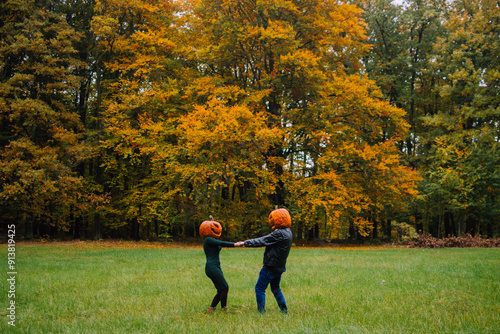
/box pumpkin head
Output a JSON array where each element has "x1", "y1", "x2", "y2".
[
  {"x1": 269, "y1": 208, "x2": 291, "y2": 230},
  {"x1": 199, "y1": 216, "x2": 222, "y2": 239}
]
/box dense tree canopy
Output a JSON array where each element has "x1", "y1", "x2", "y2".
[
  {"x1": 362, "y1": 0, "x2": 500, "y2": 238},
  {"x1": 1, "y1": 0, "x2": 498, "y2": 241},
  {"x1": 0, "y1": 0, "x2": 89, "y2": 236}
]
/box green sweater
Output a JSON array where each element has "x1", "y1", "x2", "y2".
[{"x1": 203, "y1": 237, "x2": 234, "y2": 269}]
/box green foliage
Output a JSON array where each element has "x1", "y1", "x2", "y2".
[
  {"x1": 392, "y1": 221, "x2": 419, "y2": 241},
  {"x1": 362, "y1": 0, "x2": 500, "y2": 238},
  {"x1": 416, "y1": 0, "x2": 500, "y2": 237}
]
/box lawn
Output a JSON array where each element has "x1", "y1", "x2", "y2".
[{"x1": 1, "y1": 242, "x2": 499, "y2": 333}]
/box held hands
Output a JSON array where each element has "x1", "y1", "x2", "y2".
[{"x1": 234, "y1": 241, "x2": 245, "y2": 247}]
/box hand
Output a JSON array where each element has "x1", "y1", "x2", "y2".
[{"x1": 234, "y1": 241, "x2": 245, "y2": 247}]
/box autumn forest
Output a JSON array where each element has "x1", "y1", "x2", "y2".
[{"x1": 0, "y1": 0, "x2": 498, "y2": 242}]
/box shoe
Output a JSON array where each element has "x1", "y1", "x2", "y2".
[
  {"x1": 221, "y1": 307, "x2": 229, "y2": 312},
  {"x1": 207, "y1": 307, "x2": 216, "y2": 313}
]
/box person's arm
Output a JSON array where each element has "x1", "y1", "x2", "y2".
[
  {"x1": 244, "y1": 229, "x2": 286, "y2": 248},
  {"x1": 205, "y1": 237, "x2": 235, "y2": 247}
]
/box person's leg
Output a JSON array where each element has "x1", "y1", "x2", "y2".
[
  {"x1": 210, "y1": 290, "x2": 222, "y2": 308},
  {"x1": 255, "y1": 267, "x2": 273, "y2": 312},
  {"x1": 209, "y1": 287, "x2": 229, "y2": 311},
  {"x1": 220, "y1": 287, "x2": 229, "y2": 309},
  {"x1": 270, "y1": 273, "x2": 287, "y2": 313},
  {"x1": 207, "y1": 267, "x2": 229, "y2": 310}
]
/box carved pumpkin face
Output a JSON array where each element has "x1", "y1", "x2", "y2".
[
  {"x1": 269, "y1": 208, "x2": 291, "y2": 229},
  {"x1": 199, "y1": 219, "x2": 222, "y2": 239}
]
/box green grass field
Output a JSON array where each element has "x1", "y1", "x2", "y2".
[{"x1": 1, "y1": 243, "x2": 499, "y2": 333}]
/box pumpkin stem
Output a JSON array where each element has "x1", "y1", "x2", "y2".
[
  {"x1": 275, "y1": 205, "x2": 279, "y2": 210},
  {"x1": 209, "y1": 215, "x2": 213, "y2": 220}
]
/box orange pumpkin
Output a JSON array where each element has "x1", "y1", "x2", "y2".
[
  {"x1": 199, "y1": 216, "x2": 222, "y2": 238},
  {"x1": 269, "y1": 208, "x2": 291, "y2": 229}
]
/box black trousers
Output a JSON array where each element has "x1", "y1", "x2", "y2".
[{"x1": 210, "y1": 286, "x2": 229, "y2": 308}]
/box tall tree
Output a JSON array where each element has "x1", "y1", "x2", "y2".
[
  {"x1": 174, "y1": 92, "x2": 282, "y2": 237},
  {"x1": 418, "y1": 0, "x2": 500, "y2": 237},
  {"x1": 0, "y1": 0, "x2": 88, "y2": 236},
  {"x1": 362, "y1": 0, "x2": 407, "y2": 106},
  {"x1": 92, "y1": 0, "x2": 186, "y2": 239},
  {"x1": 186, "y1": 0, "x2": 419, "y2": 239},
  {"x1": 361, "y1": 0, "x2": 445, "y2": 164}
]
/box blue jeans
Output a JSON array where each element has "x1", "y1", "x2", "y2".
[{"x1": 255, "y1": 267, "x2": 287, "y2": 312}]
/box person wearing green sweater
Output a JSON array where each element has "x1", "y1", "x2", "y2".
[{"x1": 199, "y1": 218, "x2": 241, "y2": 313}]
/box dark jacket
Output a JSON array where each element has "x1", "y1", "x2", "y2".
[{"x1": 244, "y1": 228, "x2": 293, "y2": 270}]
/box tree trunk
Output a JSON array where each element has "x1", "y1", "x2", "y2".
[
  {"x1": 154, "y1": 218, "x2": 159, "y2": 240},
  {"x1": 24, "y1": 214, "x2": 33, "y2": 239},
  {"x1": 296, "y1": 220, "x2": 304, "y2": 240},
  {"x1": 74, "y1": 216, "x2": 82, "y2": 239},
  {"x1": 130, "y1": 217, "x2": 140, "y2": 241},
  {"x1": 94, "y1": 213, "x2": 101, "y2": 240},
  {"x1": 372, "y1": 218, "x2": 378, "y2": 240},
  {"x1": 386, "y1": 219, "x2": 392, "y2": 242}
]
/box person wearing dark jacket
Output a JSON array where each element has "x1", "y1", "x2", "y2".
[{"x1": 236, "y1": 208, "x2": 293, "y2": 313}]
